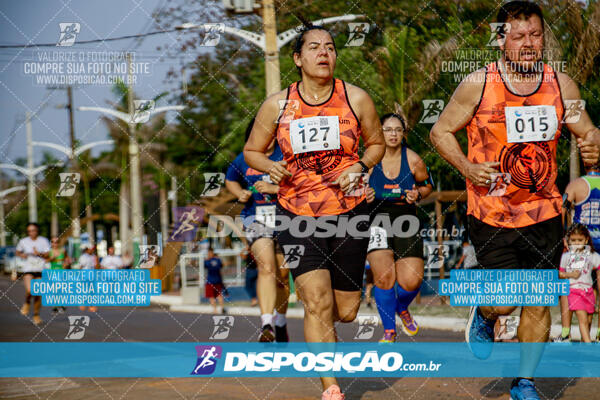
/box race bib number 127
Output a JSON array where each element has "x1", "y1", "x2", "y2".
[{"x1": 289, "y1": 116, "x2": 340, "y2": 155}]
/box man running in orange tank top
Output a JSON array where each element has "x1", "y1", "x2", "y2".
[{"x1": 430, "y1": 2, "x2": 600, "y2": 399}]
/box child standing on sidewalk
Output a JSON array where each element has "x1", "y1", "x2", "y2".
[{"x1": 559, "y1": 224, "x2": 600, "y2": 342}]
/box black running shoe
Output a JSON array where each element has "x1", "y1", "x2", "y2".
[
  {"x1": 259, "y1": 324, "x2": 275, "y2": 342},
  {"x1": 275, "y1": 324, "x2": 289, "y2": 342}
]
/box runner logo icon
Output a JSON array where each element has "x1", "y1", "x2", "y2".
[
  {"x1": 57, "y1": 23, "x2": 80, "y2": 47},
  {"x1": 65, "y1": 316, "x2": 90, "y2": 340},
  {"x1": 354, "y1": 315, "x2": 379, "y2": 339},
  {"x1": 210, "y1": 316, "x2": 234, "y2": 340},
  {"x1": 191, "y1": 345, "x2": 222, "y2": 375},
  {"x1": 57, "y1": 173, "x2": 80, "y2": 197},
  {"x1": 282, "y1": 245, "x2": 304, "y2": 269}
]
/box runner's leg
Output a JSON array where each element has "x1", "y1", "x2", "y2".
[
  {"x1": 275, "y1": 254, "x2": 290, "y2": 315},
  {"x1": 252, "y1": 238, "x2": 278, "y2": 327},
  {"x1": 294, "y1": 269, "x2": 337, "y2": 390},
  {"x1": 395, "y1": 257, "x2": 423, "y2": 336},
  {"x1": 368, "y1": 250, "x2": 397, "y2": 336},
  {"x1": 21, "y1": 273, "x2": 32, "y2": 314},
  {"x1": 517, "y1": 306, "x2": 550, "y2": 378}
]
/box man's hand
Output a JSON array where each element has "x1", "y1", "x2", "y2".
[
  {"x1": 333, "y1": 163, "x2": 363, "y2": 193},
  {"x1": 366, "y1": 187, "x2": 375, "y2": 203},
  {"x1": 268, "y1": 161, "x2": 292, "y2": 184},
  {"x1": 237, "y1": 190, "x2": 252, "y2": 203},
  {"x1": 464, "y1": 161, "x2": 500, "y2": 187},
  {"x1": 577, "y1": 137, "x2": 599, "y2": 167}
]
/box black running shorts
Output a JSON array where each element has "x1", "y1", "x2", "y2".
[
  {"x1": 275, "y1": 201, "x2": 371, "y2": 291},
  {"x1": 468, "y1": 215, "x2": 563, "y2": 269}
]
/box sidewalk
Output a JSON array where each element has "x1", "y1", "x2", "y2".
[{"x1": 151, "y1": 293, "x2": 596, "y2": 339}]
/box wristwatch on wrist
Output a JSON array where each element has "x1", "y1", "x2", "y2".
[{"x1": 357, "y1": 160, "x2": 369, "y2": 173}]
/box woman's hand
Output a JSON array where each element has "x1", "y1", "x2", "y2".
[
  {"x1": 366, "y1": 187, "x2": 375, "y2": 203},
  {"x1": 405, "y1": 184, "x2": 420, "y2": 204},
  {"x1": 333, "y1": 163, "x2": 363, "y2": 193},
  {"x1": 268, "y1": 161, "x2": 291, "y2": 184}
]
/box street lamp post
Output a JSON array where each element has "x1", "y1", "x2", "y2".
[
  {"x1": 0, "y1": 186, "x2": 26, "y2": 246},
  {"x1": 78, "y1": 105, "x2": 184, "y2": 257},
  {"x1": 31, "y1": 139, "x2": 114, "y2": 245},
  {"x1": 177, "y1": 13, "x2": 365, "y2": 96},
  {"x1": 0, "y1": 163, "x2": 54, "y2": 224}
]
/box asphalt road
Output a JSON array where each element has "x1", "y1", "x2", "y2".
[{"x1": 0, "y1": 276, "x2": 596, "y2": 400}]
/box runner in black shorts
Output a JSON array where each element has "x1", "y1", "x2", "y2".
[
  {"x1": 244, "y1": 25, "x2": 385, "y2": 400},
  {"x1": 365, "y1": 113, "x2": 432, "y2": 342},
  {"x1": 225, "y1": 118, "x2": 290, "y2": 342},
  {"x1": 468, "y1": 214, "x2": 563, "y2": 269},
  {"x1": 275, "y1": 200, "x2": 372, "y2": 292},
  {"x1": 430, "y1": 2, "x2": 600, "y2": 398}
]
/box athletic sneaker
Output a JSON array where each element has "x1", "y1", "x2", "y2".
[
  {"x1": 465, "y1": 306, "x2": 495, "y2": 360},
  {"x1": 552, "y1": 334, "x2": 571, "y2": 343},
  {"x1": 275, "y1": 324, "x2": 289, "y2": 342},
  {"x1": 398, "y1": 310, "x2": 419, "y2": 336},
  {"x1": 509, "y1": 378, "x2": 540, "y2": 400},
  {"x1": 259, "y1": 324, "x2": 275, "y2": 342},
  {"x1": 322, "y1": 384, "x2": 344, "y2": 400},
  {"x1": 379, "y1": 329, "x2": 396, "y2": 343}
]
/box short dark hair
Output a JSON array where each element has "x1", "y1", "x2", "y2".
[
  {"x1": 497, "y1": 1, "x2": 544, "y2": 32},
  {"x1": 292, "y1": 25, "x2": 337, "y2": 77},
  {"x1": 26, "y1": 222, "x2": 40, "y2": 231}
]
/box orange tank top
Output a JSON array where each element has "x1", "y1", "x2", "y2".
[
  {"x1": 276, "y1": 78, "x2": 364, "y2": 216},
  {"x1": 465, "y1": 62, "x2": 564, "y2": 228}
]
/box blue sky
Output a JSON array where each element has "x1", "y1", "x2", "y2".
[{"x1": 0, "y1": 0, "x2": 202, "y2": 170}]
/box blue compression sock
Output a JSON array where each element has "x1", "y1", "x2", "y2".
[
  {"x1": 373, "y1": 286, "x2": 397, "y2": 331},
  {"x1": 395, "y1": 284, "x2": 420, "y2": 313}
]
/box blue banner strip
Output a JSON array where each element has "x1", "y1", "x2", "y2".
[{"x1": 1, "y1": 342, "x2": 599, "y2": 378}]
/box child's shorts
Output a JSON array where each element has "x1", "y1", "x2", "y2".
[{"x1": 568, "y1": 287, "x2": 596, "y2": 314}]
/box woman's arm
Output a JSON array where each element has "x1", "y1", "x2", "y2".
[
  {"x1": 408, "y1": 149, "x2": 433, "y2": 201},
  {"x1": 244, "y1": 92, "x2": 292, "y2": 184}
]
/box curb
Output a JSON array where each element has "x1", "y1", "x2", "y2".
[{"x1": 152, "y1": 295, "x2": 596, "y2": 339}]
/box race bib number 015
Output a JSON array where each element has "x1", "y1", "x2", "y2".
[
  {"x1": 505, "y1": 105, "x2": 558, "y2": 143},
  {"x1": 289, "y1": 116, "x2": 340, "y2": 155}
]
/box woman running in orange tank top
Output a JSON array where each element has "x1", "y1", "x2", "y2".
[{"x1": 244, "y1": 25, "x2": 384, "y2": 400}]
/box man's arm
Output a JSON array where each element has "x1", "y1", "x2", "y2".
[
  {"x1": 557, "y1": 72, "x2": 600, "y2": 165},
  {"x1": 430, "y1": 69, "x2": 500, "y2": 187}
]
